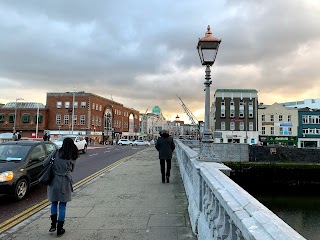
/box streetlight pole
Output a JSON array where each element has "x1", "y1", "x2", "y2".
[
  {"x1": 13, "y1": 98, "x2": 24, "y2": 133},
  {"x1": 71, "y1": 87, "x2": 75, "y2": 134},
  {"x1": 35, "y1": 103, "x2": 40, "y2": 138},
  {"x1": 197, "y1": 25, "x2": 221, "y2": 161}
]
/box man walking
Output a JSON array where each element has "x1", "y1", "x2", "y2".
[{"x1": 155, "y1": 130, "x2": 175, "y2": 183}]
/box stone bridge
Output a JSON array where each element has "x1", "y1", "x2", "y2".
[{"x1": 174, "y1": 139, "x2": 305, "y2": 240}]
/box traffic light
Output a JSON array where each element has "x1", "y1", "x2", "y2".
[{"x1": 93, "y1": 126, "x2": 96, "y2": 132}]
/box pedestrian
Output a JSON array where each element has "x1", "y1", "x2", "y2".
[
  {"x1": 43, "y1": 133, "x2": 48, "y2": 141},
  {"x1": 43, "y1": 137, "x2": 79, "y2": 236},
  {"x1": 155, "y1": 129, "x2": 175, "y2": 183},
  {"x1": 12, "y1": 132, "x2": 17, "y2": 141},
  {"x1": 17, "y1": 131, "x2": 22, "y2": 140}
]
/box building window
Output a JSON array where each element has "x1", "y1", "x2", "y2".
[
  {"x1": 65, "y1": 102, "x2": 70, "y2": 109},
  {"x1": 261, "y1": 115, "x2": 265, "y2": 122},
  {"x1": 80, "y1": 115, "x2": 85, "y2": 125},
  {"x1": 56, "y1": 114, "x2": 61, "y2": 125},
  {"x1": 96, "y1": 116, "x2": 99, "y2": 126},
  {"x1": 270, "y1": 127, "x2": 274, "y2": 135},
  {"x1": 249, "y1": 122, "x2": 253, "y2": 131},
  {"x1": 33, "y1": 114, "x2": 43, "y2": 123},
  {"x1": 270, "y1": 115, "x2": 274, "y2": 122},
  {"x1": 96, "y1": 104, "x2": 98, "y2": 111},
  {"x1": 289, "y1": 127, "x2": 292, "y2": 135},
  {"x1": 81, "y1": 102, "x2": 86, "y2": 108},
  {"x1": 57, "y1": 101, "x2": 62, "y2": 108},
  {"x1": 73, "y1": 102, "x2": 78, "y2": 108},
  {"x1": 8, "y1": 114, "x2": 15, "y2": 123},
  {"x1": 221, "y1": 101, "x2": 225, "y2": 118},
  {"x1": 230, "y1": 101, "x2": 235, "y2": 118},
  {"x1": 239, "y1": 102, "x2": 244, "y2": 118},
  {"x1": 288, "y1": 115, "x2": 291, "y2": 122},
  {"x1": 92, "y1": 103, "x2": 95, "y2": 110},
  {"x1": 64, "y1": 115, "x2": 69, "y2": 125},
  {"x1": 239, "y1": 122, "x2": 244, "y2": 131},
  {"x1": 0, "y1": 114, "x2": 4, "y2": 122},
  {"x1": 279, "y1": 115, "x2": 283, "y2": 121},
  {"x1": 279, "y1": 127, "x2": 283, "y2": 135},
  {"x1": 248, "y1": 102, "x2": 253, "y2": 118},
  {"x1": 221, "y1": 122, "x2": 225, "y2": 130},
  {"x1": 230, "y1": 122, "x2": 235, "y2": 131},
  {"x1": 99, "y1": 105, "x2": 102, "y2": 111},
  {"x1": 92, "y1": 116, "x2": 94, "y2": 125},
  {"x1": 22, "y1": 114, "x2": 31, "y2": 123},
  {"x1": 262, "y1": 127, "x2": 266, "y2": 135}
]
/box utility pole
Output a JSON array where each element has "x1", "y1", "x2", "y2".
[{"x1": 71, "y1": 87, "x2": 75, "y2": 134}]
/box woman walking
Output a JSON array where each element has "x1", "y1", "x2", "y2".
[{"x1": 43, "y1": 137, "x2": 79, "y2": 236}]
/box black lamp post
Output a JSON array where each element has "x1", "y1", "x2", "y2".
[{"x1": 197, "y1": 25, "x2": 221, "y2": 161}]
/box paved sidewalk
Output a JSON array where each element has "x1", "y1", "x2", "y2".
[{"x1": 2, "y1": 147, "x2": 197, "y2": 240}]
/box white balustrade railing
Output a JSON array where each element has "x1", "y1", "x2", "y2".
[{"x1": 174, "y1": 139, "x2": 305, "y2": 240}]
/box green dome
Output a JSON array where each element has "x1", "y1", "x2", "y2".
[{"x1": 152, "y1": 106, "x2": 161, "y2": 114}]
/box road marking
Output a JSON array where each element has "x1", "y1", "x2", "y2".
[
  {"x1": 0, "y1": 149, "x2": 146, "y2": 235},
  {"x1": 89, "y1": 153, "x2": 99, "y2": 156}
]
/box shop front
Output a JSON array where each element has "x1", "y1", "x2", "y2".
[{"x1": 266, "y1": 136, "x2": 298, "y2": 146}]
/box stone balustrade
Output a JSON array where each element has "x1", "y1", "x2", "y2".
[{"x1": 174, "y1": 139, "x2": 305, "y2": 240}]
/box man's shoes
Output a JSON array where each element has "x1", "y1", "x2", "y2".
[{"x1": 166, "y1": 176, "x2": 169, "y2": 183}]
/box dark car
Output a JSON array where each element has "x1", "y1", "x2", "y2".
[{"x1": 0, "y1": 140, "x2": 58, "y2": 200}]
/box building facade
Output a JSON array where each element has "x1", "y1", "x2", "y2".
[
  {"x1": 0, "y1": 102, "x2": 47, "y2": 138},
  {"x1": 212, "y1": 89, "x2": 259, "y2": 144},
  {"x1": 298, "y1": 108, "x2": 320, "y2": 148},
  {"x1": 258, "y1": 103, "x2": 298, "y2": 146},
  {"x1": 139, "y1": 106, "x2": 167, "y2": 140},
  {"x1": 47, "y1": 92, "x2": 140, "y2": 142},
  {"x1": 0, "y1": 92, "x2": 140, "y2": 142}
]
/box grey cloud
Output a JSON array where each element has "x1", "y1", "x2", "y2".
[{"x1": 0, "y1": 0, "x2": 319, "y2": 122}]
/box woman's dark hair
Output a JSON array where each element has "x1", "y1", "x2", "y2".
[{"x1": 58, "y1": 137, "x2": 79, "y2": 160}]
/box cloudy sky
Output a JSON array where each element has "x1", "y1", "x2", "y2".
[{"x1": 0, "y1": 0, "x2": 319, "y2": 123}]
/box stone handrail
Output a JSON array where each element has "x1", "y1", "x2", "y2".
[{"x1": 174, "y1": 139, "x2": 305, "y2": 240}]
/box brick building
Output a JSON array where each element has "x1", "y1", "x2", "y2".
[
  {"x1": 0, "y1": 92, "x2": 140, "y2": 142},
  {"x1": 47, "y1": 91, "x2": 140, "y2": 142},
  {"x1": 0, "y1": 102, "x2": 47, "y2": 138}
]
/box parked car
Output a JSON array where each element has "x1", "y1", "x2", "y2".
[
  {"x1": 54, "y1": 135, "x2": 87, "y2": 153},
  {"x1": 117, "y1": 139, "x2": 133, "y2": 146},
  {"x1": 133, "y1": 140, "x2": 150, "y2": 146},
  {"x1": 0, "y1": 140, "x2": 58, "y2": 200}
]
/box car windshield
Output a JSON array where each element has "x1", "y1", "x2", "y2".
[
  {"x1": 57, "y1": 136, "x2": 76, "y2": 141},
  {"x1": 0, "y1": 145, "x2": 31, "y2": 161}
]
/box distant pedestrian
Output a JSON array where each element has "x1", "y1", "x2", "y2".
[
  {"x1": 155, "y1": 129, "x2": 175, "y2": 183},
  {"x1": 43, "y1": 137, "x2": 79, "y2": 236},
  {"x1": 12, "y1": 132, "x2": 17, "y2": 141},
  {"x1": 17, "y1": 131, "x2": 21, "y2": 140},
  {"x1": 43, "y1": 133, "x2": 48, "y2": 141}
]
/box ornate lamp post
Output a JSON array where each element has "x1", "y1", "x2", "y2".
[{"x1": 197, "y1": 25, "x2": 221, "y2": 161}]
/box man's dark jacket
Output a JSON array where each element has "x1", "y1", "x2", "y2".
[{"x1": 155, "y1": 132, "x2": 175, "y2": 159}]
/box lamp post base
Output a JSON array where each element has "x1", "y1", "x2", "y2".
[{"x1": 198, "y1": 132, "x2": 219, "y2": 161}]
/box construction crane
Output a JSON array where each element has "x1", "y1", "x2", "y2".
[{"x1": 177, "y1": 96, "x2": 198, "y2": 125}]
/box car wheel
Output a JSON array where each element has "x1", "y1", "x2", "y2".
[
  {"x1": 119, "y1": 143, "x2": 122, "y2": 146},
  {"x1": 82, "y1": 145, "x2": 87, "y2": 154},
  {"x1": 14, "y1": 178, "x2": 28, "y2": 201}
]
